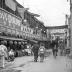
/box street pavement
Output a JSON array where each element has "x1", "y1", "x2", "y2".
[{"x1": 0, "y1": 55, "x2": 72, "y2": 72}]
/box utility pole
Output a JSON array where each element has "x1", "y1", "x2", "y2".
[{"x1": 68, "y1": 0, "x2": 72, "y2": 56}]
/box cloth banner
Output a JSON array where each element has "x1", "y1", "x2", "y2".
[
  {"x1": 17, "y1": 7, "x2": 29, "y2": 19},
  {"x1": 5, "y1": 0, "x2": 17, "y2": 11}
]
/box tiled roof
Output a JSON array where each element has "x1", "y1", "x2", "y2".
[
  {"x1": 14, "y1": 0, "x2": 24, "y2": 8},
  {"x1": 46, "y1": 25, "x2": 68, "y2": 29}
]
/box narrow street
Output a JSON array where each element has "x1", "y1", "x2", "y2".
[
  {"x1": 0, "y1": 0, "x2": 72, "y2": 72},
  {"x1": 0, "y1": 56, "x2": 72, "y2": 72}
]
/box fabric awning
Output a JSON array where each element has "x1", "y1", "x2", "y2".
[{"x1": 0, "y1": 36, "x2": 26, "y2": 41}]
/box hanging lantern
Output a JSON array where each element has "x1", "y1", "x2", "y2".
[
  {"x1": 1, "y1": 40, "x2": 7, "y2": 45},
  {"x1": 25, "y1": 41, "x2": 27, "y2": 44},
  {"x1": 1, "y1": 40, "x2": 4, "y2": 44},
  {"x1": 22, "y1": 42, "x2": 24, "y2": 45},
  {"x1": 18, "y1": 42, "x2": 21, "y2": 45},
  {"x1": 14, "y1": 41, "x2": 17, "y2": 45},
  {"x1": 9, "y1": 41, "x2": 13, "y2": 45},
  {"x1": 4, "y1": 40, "x2": 7, "y2": 45}
]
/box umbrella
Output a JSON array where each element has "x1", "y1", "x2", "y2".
[{"x1": 33, "y1": 43, "x2": 39, "y2": 48}]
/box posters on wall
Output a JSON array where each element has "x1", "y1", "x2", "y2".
[
  {"x1": 0, "y1": 9, "x2": 21, "y2": 29},
  {"x1": 0, "y1": 9, "x2": 21, "y2": 34}
]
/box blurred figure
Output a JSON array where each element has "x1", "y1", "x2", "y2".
[
  {"x1": 0, "y1": 42, "x2": 8, "y2": 68},
  {"x1": 39, "y1": 43, "x2": 45, "y2": 62},
  {"x1": 8, "y1": 49, "x2": 15, "y2": 61},
  {"x1": 59, "y1": 40, "x2": 64, "y2": 56},
  {"x1": 32, "y1": 43, "x2": 39, "y2": 62},
  {"x1": 51, "y1": 40, "x2": 58, "y2": 58},
  {"x1": 53, "y1": 45, "x2": 58, "y2": 58},
  {"x1": 31, "y1": 45, "x2": 33, "y2": 56}
]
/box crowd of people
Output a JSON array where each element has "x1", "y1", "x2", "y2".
[
  {"x1": 32, "y1": 43, "x2": 46, "y2": 62},
  {"x1": 0, "y1": 37, "x2": 69, "y2": 68}
]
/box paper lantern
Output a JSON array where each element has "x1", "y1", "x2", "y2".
[
  {"x1": 4, "y1": 40, "x2": 7, "y2": 45},
  {"x1": 22, "y1": 42, "x2": 24, "y2": 45},
  {"x1": 14, "y1": 41, "x2": 17, "y2": 45},
  {"x1": 18, "y1": 42, "x2": 21, "y2": 45},
  {"x1": 9, "y1": 41, "x2": 13, "y2": 45}
]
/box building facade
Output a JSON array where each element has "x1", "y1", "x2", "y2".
[
  {"x1": 46, "y1": 25, "x2": 68, "y2": 40},
  {"x1": 68, "y1": 0, "x2": 72, "y2": 56},
  {"x1": 0, "y1": 0, "x2": 47, "y2": 46}
]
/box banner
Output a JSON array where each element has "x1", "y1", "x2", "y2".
[
  {"x1": 5, "y1": 0, "x2": 17, "y2": 11},
  {"x1": 17, "y1": 7, "x2": 29, "y2": 19}
]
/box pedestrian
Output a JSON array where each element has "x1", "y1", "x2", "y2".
[
  {"x1": 51, "y1": 40, "x2": 58, "y2": 58},
  {"x1": 8, "y1": 49, "x2": 15, "y2": 61},
  {"x1": 32, "y1": 43, "x2": 39, "y2": 62},
  {"x1": 53, "y1": 45, "x2": 58, "y2": 58},
  {"x1": 0, "y1": 41, "x2": 8, "y2": 68},
  {"x1": 39, "y1": 43, "x2": 45, "y2": 62},
  {"x1": 59, "y1": 40, "x2": 64, "y2": 56}
]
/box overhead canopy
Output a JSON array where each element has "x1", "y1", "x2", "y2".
[
  {"x1": 0, "y1": 36, "x2": 26, "y2": 41},
  {"x1": 46, "y1": 25, "x2": 68, "y2": 29}
]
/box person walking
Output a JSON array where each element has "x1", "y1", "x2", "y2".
[
  {"x1": 8, "y1": 49, "x2": 15, "y2": 61},
  {"x1": 39, "y1": 43, "x2": 45, "y2": 62},
  {"x1": 0, "y1": 41, "x2": 8, "y2": 68},
  {"x1": 32, "y1": 43, "x2": 39, "y2": 62},
  {"x1": 51, "y1": 40, "x2": 58, "y2": 58},
  {"x1": 59, "y1": 40, "x2": 64, "y2": 56}
]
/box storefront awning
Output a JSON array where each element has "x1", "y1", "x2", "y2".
[
  {"x1": 27, "y1": 38, "x2": 38, "y2": 43},
  {"x1": 0, "y1": 36, "x2": 26, "y2": 41}
]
